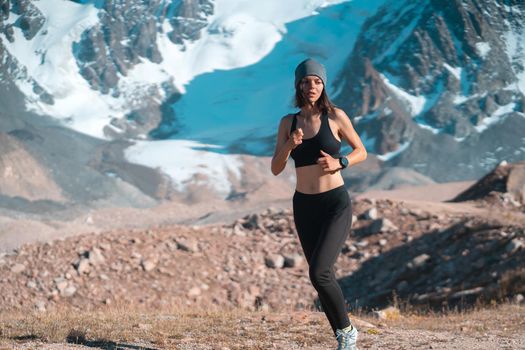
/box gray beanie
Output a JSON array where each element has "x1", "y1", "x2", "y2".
[{"x1": 294, "y1": 58, "x2": 327, "y2": 87}]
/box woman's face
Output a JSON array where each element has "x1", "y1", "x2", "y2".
[{"x1": 300, "y1": 75, "x2": 324, "y2": 104}]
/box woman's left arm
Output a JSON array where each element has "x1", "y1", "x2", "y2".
[
  {"x1": 317, "y1": 108, "x2": 367, "y2": 173},
  {"x1": 334, "y1": 108, "x2": 367, "y2": 168}
]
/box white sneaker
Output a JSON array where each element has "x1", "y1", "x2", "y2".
[{"x1": 335, "y1": 325, "x2": 358, "y2": 350}]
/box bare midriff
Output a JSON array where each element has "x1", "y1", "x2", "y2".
[{"x1": 295, "y1": 164, "x2": 345, "y2": 194}]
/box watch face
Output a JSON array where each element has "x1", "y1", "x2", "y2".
[{"x1": 340, "y1": 157, "x2": 348, "y2": 167}]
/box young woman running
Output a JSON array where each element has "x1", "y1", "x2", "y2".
[{"x1": 271, "y1": 58, "x2": 367, "y2": 350}]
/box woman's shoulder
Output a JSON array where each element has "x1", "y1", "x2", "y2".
[
  {"x1": 279, "y1": 112, "x2": 297, "y2": 126},
  {"x1": 282, "y1": 112, "x2": 298, "y2": 120},
  {"x1": 328, "y1": 107, "x2": 350, "y2": 121}
]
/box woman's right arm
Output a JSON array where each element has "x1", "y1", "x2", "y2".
[{"x1": 271, "y1": 116, "x2": 294, "y2": 176}]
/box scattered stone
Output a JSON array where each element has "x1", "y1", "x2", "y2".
[
  {"x1": 505, "y1": 238, "x2": 523, "y2": 254},
  {"x1": 176, "y1": 238, "x2": 199, "y2": 253},
  {"x1": 55, "y1": 279, "x2": 68, "y2": 293},
  {"x1": 10, "y1": 263, "x2": 26, "y2": 274},
  {"x1": 26, "y1": 280, "x2": 37, "y2": 289},
  {"x1": 62, "y1": 285, "x2": 77, "y2": 297},
  {"x1": 451, "y1": 287, "x2": 484, "y2": 299},
  {"x1": 232, "y1": 223, "x2": 246, "y2": 236},
  {"x1": 141, "y1": 259, "x2": 157, "y2": 272},
  {"x1": 410, "y1": 208, "x2": 425, "y2": 216},
  {"x1": 344, "y1": 244, "x2": 357, "y2": 253},
  {"x1": 363, "y1": 198, "x2": 376, "y2": 205},
  {"x1": 242, "y1": 214, "x2": 260, "y2": 230},
  {"x1": 88, "y1": 247, "x2": 105, "y2": 265},
  {"x1": 356, "y1": 240, "x2": 369, "y2": 248},
  {"x1": 283, "y1": 254, "x2": 303, "y2": 268},
  {"x1": 35, "y1": 300, "x2": 46, "y2": 312},
  {"x1": 265, "y1": 207, "x2": 277, "y2": 216},
  {"x1": 407, "y1": 254, "x2": 431, "y2": 269},
  {"x1": 501, "y1": 193, "x2": 521, "y2": 207},
  {"x1": 265, "y1": 254, "x2": 285, "y2": 269},
  {"x1": 131, "y1": 251, "x2": 142, "y2": 259},
  {"x1": 362, "y1": 208, "x2": 378, "y2": 220},
  {"x1": 378, "y1": 218, "x2": 398, "y2": 232},
  {"x1": 363, "y1": 218, "x2": 398, "y2": 235},
  {"x1": 99, "y1": 242, "x2": 112, "y2": 251},
  {"x1": 513, "y1": 294, "x2": 524, "y2": 304},
  {"x1": 75, "y1": 258, "x2": 91, "y2": 274},
  {"x1": 188, "y1": 287, "x2": 201, "y2": 297}
]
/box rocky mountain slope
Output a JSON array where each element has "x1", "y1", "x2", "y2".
[
  {"x1": 334, "y1": 0, "x2": 525, "y2": 182},
  {"x1": 0, "y1": 0, "x2": 524, "y2": 212}
]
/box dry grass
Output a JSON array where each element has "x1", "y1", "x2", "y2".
[
  {"x1": 0, "y1": 302, "x2": 524, "y2": 349},
  {"x1": 0, "y1": 302, "x2": 335, "y2": 349},
  {"x1": 382, "y1": 303, "x2": 525, "y2": 335}
]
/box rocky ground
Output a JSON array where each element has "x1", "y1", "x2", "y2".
[
  {"x1": 0, "y1": 194, "x2": 523, "y2": 314},
  {"x1": 0, "y1": 162, "x2": 523, "y2": 349}
]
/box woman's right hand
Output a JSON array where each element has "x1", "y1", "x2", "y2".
[{"x1": 289, "y1": 128, "x2": 304, "y2": 149}]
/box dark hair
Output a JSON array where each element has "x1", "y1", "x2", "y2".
[{"x1": 294, "y1": 82, "x2": 336, "y2": 116}]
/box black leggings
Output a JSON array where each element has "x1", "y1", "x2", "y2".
[{"x1": 292, "y1": 185, "x2": 352, "y2": 334}]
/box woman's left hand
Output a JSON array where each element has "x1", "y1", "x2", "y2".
[{"x1": 317, "y1": 150, "x2": 341, "y2": 173}]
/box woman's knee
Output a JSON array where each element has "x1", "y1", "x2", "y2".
[{"x1": 309, "y1": 264, "x2": 334, "y2": 288}]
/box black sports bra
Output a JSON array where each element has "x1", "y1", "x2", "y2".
[{"x1": 289, "y1": 112, "x2": 341, "y2": 168}]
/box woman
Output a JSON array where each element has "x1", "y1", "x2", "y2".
[{"x1": 271, "y1": 58, "x2": 367, "y2": 350}]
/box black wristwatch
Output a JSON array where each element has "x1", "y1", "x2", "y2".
[{"x1": 338, "y1": 156, "x2": 349, "y2": 169}]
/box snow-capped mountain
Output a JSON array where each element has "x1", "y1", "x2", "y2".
[
  {"x1": 334, "y1": 0, "x2": 525, "y2": 181},
  {"x1": 0, "y1": 0, "x2": 524, "y2": 207}
]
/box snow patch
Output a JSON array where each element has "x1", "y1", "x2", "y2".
[
  {"x1": 453, "y1": 95, "x2": 469, "y2": 104},
  {"x1": 503, "y1": 4, "x2": 523, "y2": 14},
  {"x1": 2, "y1": 0, "x2": 387, "y2": 143},
  {"x1": 415, "y1": 122, "x2": 441, "y2": 135},
  {"x1": 503, "y1": 26, "x2": 525, "y2": 96},
  {"x1": 169, "y1": 0, "x2": 387, "y2": 142},
  {"x1": 2, "y1": 0, "x2": 361, "y2": 139},
  {"x1": 443, "y1": 63, "x2": 461, "y2": 80},
  {"x1": 0, "y1": 0, "x2": 127, "y2": 138},
  {"x1": 474, "y1": 102, "x2": 517, "y2": 132},
  {"x1": 377, "y1": 141, "x2": 410, "y2": 161},
  {"x1": 475, "y1": 42, "x2": 491, "y2": 58},
  {"x1": 157, "y1": 0, "x2": 351, "y2": 92},
  {"x1": 124, "y1": 140, "x2": 243, "y2": 197},
  {"x1": 381, "y1": 74, "x2": 426, "y2": 116}
]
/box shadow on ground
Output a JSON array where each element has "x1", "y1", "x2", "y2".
[
  {"x1": 66, "y1": 329, "x2": 159, "y2": 350},
  {"x1": 337, "y1": 217, "x2": 525, "y2": 311}
]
